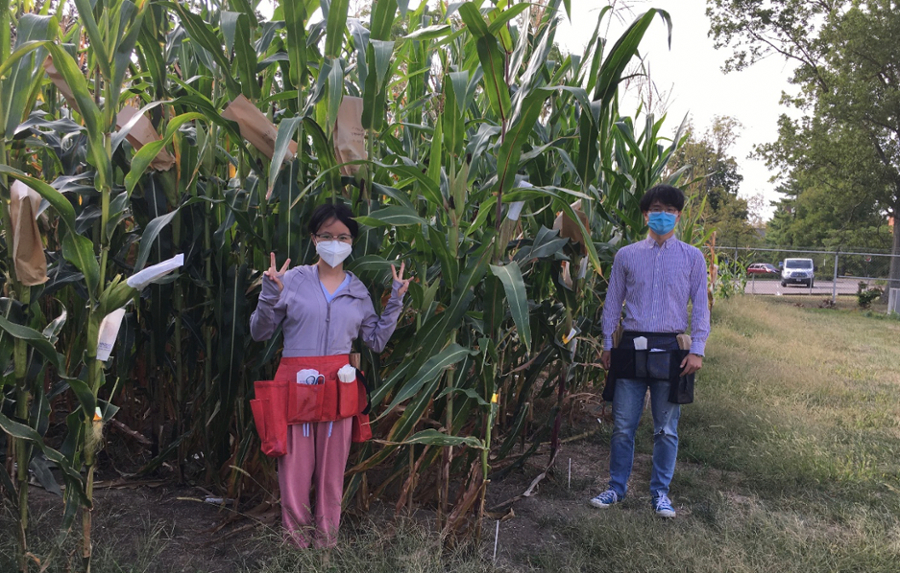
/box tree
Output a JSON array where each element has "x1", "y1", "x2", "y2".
[
  {"x1": 762, "y1": 120, "x2": 893, "y2": 251},
  {"x1": 708, "y1": 0, "x2": 900, "y2": 289},
  {"x1": 666, "y1": 116, "x2": 759, "y2": 249}
]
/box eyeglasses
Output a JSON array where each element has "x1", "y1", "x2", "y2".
[
  {"x1": 315, "y1": 233, "x2": 353, "y2": 243},
  {"x1": 648, "y1": 207, "x2": 679, "y2": 215}
]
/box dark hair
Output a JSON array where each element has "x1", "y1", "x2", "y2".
[
  {"x1": 639, "y1": 185, "x2": 685, "y2": 213},
  {"x1": 308, "y1": 202, "x2": 359, "y2": 237}
]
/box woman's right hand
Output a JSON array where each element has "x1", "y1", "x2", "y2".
[{"x1": 264, "y1": 252, "x2": 290, "y2": 292}]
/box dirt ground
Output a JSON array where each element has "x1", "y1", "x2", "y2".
[{"x1": 11, "y1": 398, "x2": 666, "y2": 572}]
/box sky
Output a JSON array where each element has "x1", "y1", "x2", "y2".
[{"x1": 556, "y1": 1, "x2": 798, "y2": 220}]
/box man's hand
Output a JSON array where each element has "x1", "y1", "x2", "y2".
[
  {"x1": 600, "y1": 350, "x2": 611, "y2": 370},
  {"x1": 680, "y1": 353, "x2": 702, "y2": 376}
]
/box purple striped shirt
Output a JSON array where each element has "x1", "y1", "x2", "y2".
[{"x1": 601, "y1": 236, "x2": 710, "y2": 355}]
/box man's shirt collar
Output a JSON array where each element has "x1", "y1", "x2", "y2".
[{"x1": 643, "y1": 235, "x2": 677, "y2": 249}]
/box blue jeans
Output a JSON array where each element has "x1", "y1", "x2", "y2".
[{"x1": 608, "y1": 378, "x2": 680, "y2": 499}]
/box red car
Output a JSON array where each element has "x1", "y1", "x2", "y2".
[{"x1": 747, "y1": 263, "x2": 779, "y2": 275}]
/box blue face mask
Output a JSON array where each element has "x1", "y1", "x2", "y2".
[{"x1": 647, "y1": 211, "x2": 677, "y2": 235}]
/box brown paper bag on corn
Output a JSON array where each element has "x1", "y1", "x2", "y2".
[
  {"x1": 333, "y1": 96, "x2": 366, "y2": 176},
  {"x1": 553, "y1": 199, "x2": 591, "y2": 256},
  {"x1": 9, "y1": 181, "x2": 48, "y2": 286},
  {"x1": 116, "y1": 105, "x2": 176, "y2": 171},
  {"x1": 221, "y1": 94, "x2": 298, "y2": 161},
  {"x1": 42, "y1": 56, "x2": 79, "y2": 111}
]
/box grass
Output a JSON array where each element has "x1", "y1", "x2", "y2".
[
  {"x1": 245, "y1": 518, "x2": 512, "y2": 573},
  {"x1": 206, "y1": 295, "x2": 900, "y2": 572},
  {"x1": 3, "y1": 295, "x2": 899, "y2": 572},
  {"x1": 0, "y1": 503, "x2": 511, "y2": 573},
  {"x1": 526, "y1": 295, "x2": 900, "y2": 572},
  {"x1": 0, "y1": 507, "x2": 175, "y2": 573}
]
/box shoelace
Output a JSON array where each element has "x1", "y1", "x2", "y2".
[{"x1": 655, "y1": 495, "x2": 672, "y2": 511}]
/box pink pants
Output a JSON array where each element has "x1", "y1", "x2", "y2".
[{"x1": 277, "y1": 417, "x2": 353, "y2": 548}]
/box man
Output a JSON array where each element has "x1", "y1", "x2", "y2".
[{"x1": 591, "y1": 184, "x2": 710, "y2": 518}]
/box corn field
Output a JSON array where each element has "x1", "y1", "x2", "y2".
[{"x1": 0, "y1": 0, "x2": 706, "y2": 570}]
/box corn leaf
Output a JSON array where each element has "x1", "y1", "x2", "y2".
[
  {"x1": 593, "y1": 9, "x2": 670, "y2": 107},
  {"x1": 268, "y1": 116, "x2": 301, "y2": 196},
  {"x1": 369, "y1": 0, "x2": 398, "y2": 40},
  {"x1": 0, "y1": 165, "x2": 76, "y2": 232},
  {"x1": 489, "y1": 262, "x2": 532, "y2": 353},
  {"x1": 125, "y1": 112, "x2": 206, "y2": 197},
  {"x1": 112, "y1": 0, "x2": 149, "y2": 96},
  {"x1": 355, "y1": 206, "x2": 426, "y2": 227},
  {"x1": 46, "y1": 44, "x2": 112, "y2": 193},
  {"x1": 281, "y1": 0, "x2": 311, "y2": 89},
  {"x1": 379, "y1": 429, "x2": 485, "y2": 448},
  {"x1": 0, "y1": 413, "x2": 90, "y2": 507},
  {"x1": 233, "y1": 12, "x2": 260, "y2": 100},
  {"x1": 72, "y1": 0, "x2": 111, "y2": 80},
  {"x1": 0, "y1": 315, "x2": 63, "y2": 371},
  {"x1": 1, "y1": 15, "x2": 56, "y2": 137},
  {"x1": 170, "y1": 2, "x2": 242, "y2": 97},
  {"x1": 62, "y1": 233, "x2": 100, "y2": 299},
  {"x1": 380, "y1": 343, "x2": 474, "y2": 416},
  {"x1": 324, "y1": 0, "x2": 350, "y2": 58}
]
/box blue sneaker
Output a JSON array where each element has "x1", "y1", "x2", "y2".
[
  {"x1": 653, "y1": 494, "x2": 676, "y2": 518},
  {"x1": 589, "y1": 489, "x2": 620, "y2": 509}
]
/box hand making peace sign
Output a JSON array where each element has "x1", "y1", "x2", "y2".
[
  {"x1": 391, "y1": 262, "x2": 411, "y2": 297},
  {"x1": 264, "y1": 252, "x2": 291, "y2": 292}
]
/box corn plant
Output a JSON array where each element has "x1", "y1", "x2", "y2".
[{"x1": 0, "y1": 0, "x2": 704, "y2": 569}]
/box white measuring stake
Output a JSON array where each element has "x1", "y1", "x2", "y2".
[
  {"x1": 568, "y1": 458, "x2": 572, "y2": 489},
  {"x1": 493, "y1": 521, "x2": 500, "y2": 562}
]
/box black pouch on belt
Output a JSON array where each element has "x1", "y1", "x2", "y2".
[
  {"x1": 603, "y1": 332, "x2": 695, "y2": 404},
  {"x1": 667, "y1": 352, "x2": 695, "y2": 404}
]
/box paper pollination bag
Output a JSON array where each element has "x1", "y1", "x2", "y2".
[
  {"x1": 116, "y1": 105, "x2": 176, "y2": 172},
  {"x1": 334, "y1": 96, "x2": 366, "y2": 176},
  {"x1": 9, "y1": 181, "x2": 48, "y2": 286},
  {"x1": 42, "y1": 56, "x2": 79, "y2": 112},
  {"x1": 221, "y1": 94, "x2": 298, "y2": 161},
  {"x1": 43, "y1": 58, "x2": 175, "y2": 172},
  {"x1": 126, "y1": 253, "x2": 184, "y2": 290},
  {"x1": 553, "y1": 199, "x2": 591, "y2": 256}
]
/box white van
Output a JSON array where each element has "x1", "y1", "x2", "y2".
[{"x1": 781, "y1": 258, "x2": 816, "y2": 288}]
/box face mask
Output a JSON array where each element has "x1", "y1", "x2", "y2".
[
  {"x1": 316, "y1": 240, "x2": 352, "y2": 267},
  {"x1": 647, "y1": 211, "x2": 677, "y2": 235}
]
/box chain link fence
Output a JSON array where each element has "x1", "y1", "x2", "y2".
[{"x1": 712, "y1": 246, "x2": 900, "y2": 309}]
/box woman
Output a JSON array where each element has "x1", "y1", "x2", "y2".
[{"x1": 249, "y1": 202, "x2": 409, "y2": 548}]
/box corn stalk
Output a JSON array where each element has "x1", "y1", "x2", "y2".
[{"x1": 0, "y1": 0, "x2": 709, "y2": 564}]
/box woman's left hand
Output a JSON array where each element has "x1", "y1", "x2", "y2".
[{"x1": 391, "y1": 262, "x2": 411, "y2": 297}]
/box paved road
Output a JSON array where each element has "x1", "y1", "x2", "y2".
[{"x1": 744, "y1": 277, "x2": 862, "y2": 296}]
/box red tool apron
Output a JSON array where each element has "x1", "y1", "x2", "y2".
[{"x1": 250, "y1": 355, "x2": 371, "y2": 457}]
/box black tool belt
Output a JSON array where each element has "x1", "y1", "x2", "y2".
[{"x1": 602, "y1": 331, "x2": 695, "y2": 404}]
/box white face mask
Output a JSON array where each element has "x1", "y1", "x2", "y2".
[{"x1": 316, "y1": 240, "x2": 352, "y2": 267}]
